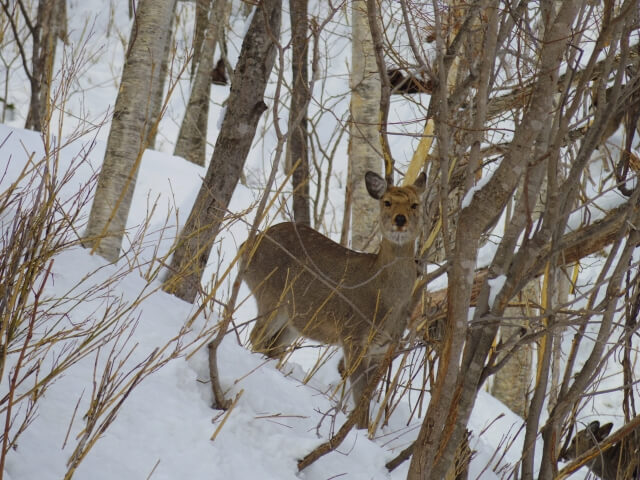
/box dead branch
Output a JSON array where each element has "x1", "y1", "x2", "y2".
[
  {"x1": 297, "y1": 348, "x2": 393, "y2": 471},
  {"x1": 416, "y1": 200, "x2": 633, "y2": 321},
  {"x1": 485, "y1": 43, "x2": 639, "y2": 120}
]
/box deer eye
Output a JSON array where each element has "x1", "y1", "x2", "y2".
[
  {"x1": 411, "y1": 203, "x2": 418, "y2": 210},
  {"x1": 384, "y1": 200, "x2": 391, "y2": 207}
]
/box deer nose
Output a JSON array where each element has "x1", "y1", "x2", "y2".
[{"x1": 395, "y1": 214, "x2": 406, "y2": 227}]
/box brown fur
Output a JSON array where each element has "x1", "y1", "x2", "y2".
[
  {"x1": 210, "y1": 58, "x2": 227, "y2": 85},
  {"x1": 560, "y1": 421, "x2": 640, "y2": 480},
  {"x1": 244, "y1": 171, "x2": 426, "y2": 428}
]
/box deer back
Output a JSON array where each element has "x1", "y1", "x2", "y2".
[{"x1": 244, "y1": 171, "x2": 426, "y2": 349}]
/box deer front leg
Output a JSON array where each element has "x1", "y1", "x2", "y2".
[{"x1": 343, "y1": 346, "x2": 380, "y2": 430}]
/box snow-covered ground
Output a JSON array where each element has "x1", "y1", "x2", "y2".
[
  {"x1": 0, "y1": 1, "x2": 632, "y2": 479},
  {"x1": 0, "y1": 123, "x2": 528, "y2": 479}
]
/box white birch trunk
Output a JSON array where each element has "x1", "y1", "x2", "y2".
[
  {"x1": 348, "y1": 0, "x2": 382, "y2": 252},
  {"x1": 84, "y1": 0, "x2": 177, "y2": 261}
]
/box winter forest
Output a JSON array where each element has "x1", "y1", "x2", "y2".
[{"x1": 0, "y1": 0, "x2": 639, "y2": 479}]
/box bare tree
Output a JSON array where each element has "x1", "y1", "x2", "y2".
[
  {"x1": 163, "y1": 0, "x2": 282, "y2": 303},
  {"x1": 0, "y1": 0, "x2": 67, "y2": 131},
  {"x1": 285, "y1": 0, "x2": 311, "y2": 225},
  {"x1": 281, "y1": 0, "x2": 640, "y2": 477},
  {"x1": 174, "y1": 0, "x2": 227, "y2": 166},
  {"x1": 147, "y1": 0, "x2": 177, "y2": 149},
  {"x1": 84, "y1": 0, "x2": 178, "y2": 262},
  {"x1": 396, "y1": 2, "x2": 640, "y2": 479},
  {"x1": 191, "y1": 0, "x2": 210, "y2": 79}
]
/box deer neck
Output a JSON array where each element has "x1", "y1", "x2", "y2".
[
  {"x1": 373, "y1": 238, "x2": 417, "y2": 285},
  {"x1": 588, "y1": 443, "x2": 622, "y2": 480}
]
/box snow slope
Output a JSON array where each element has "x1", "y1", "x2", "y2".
[
  {"x1": 0, "y1": 124, "x2": 530, "y2": 479},
  {"x1": 0, "y1": 1, "x2": 627, "y2": 478}
]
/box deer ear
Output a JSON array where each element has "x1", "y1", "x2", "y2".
[
  {"x1": 413, "y1": 172, "x2": 426, "y2": 194},
  {"x1": 587, "y1": 421, "x2": 601, "y2": 433},
  {"x1": 598, "y1": 422, "x2": 614, "y2": 440},
  {"x1": 586, "y1": 421, "x2": 612, "y2": 441},
  {"x1": 365, "y1": 171, "x2": 387, "y2": 199}
]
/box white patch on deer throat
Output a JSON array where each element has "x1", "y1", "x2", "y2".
[{"x1": 385, "y1": 230, "x2": 412, "y2": 244}]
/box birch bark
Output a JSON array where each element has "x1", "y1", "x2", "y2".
[
  {"x1": 348, "y1": 0, "x2": 382, "y2": 251},
  {"x1": 85, "y1": 0, "x2": 177, "y2": 261}
]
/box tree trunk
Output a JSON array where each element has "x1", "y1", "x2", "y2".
[
  {"x1": 163, "y1": 0, "x2": 282, "y2": 303},
  {"x1": 286, "y1": 0, "x2": 310, "y2": 225},
  {"x1": 408, "y1": 3, "x2": 583, "y2": 478},
  {"x1": 490, "y1": 283, "x2": 536, "y2": 417},
  {"x1": 490, "y1": 158, "x2": 548, "y2": 417},
  {"x1": 84, "y1": 0, "x2": 177, "y2": 262},
  {"x1": 147, "y1": 2, "x2": 176, "y2": 149},
  {"x1": 348, "y1": 0, "x2": 381, "y2": 252},
  {"x1": 25, "y1": 0, "x2": 66, "y2": 132},
  {"x1": 191, "y1": 0, "x2": 211, "y2": 79},
  {"x1": 547, "y1": 271, "x2": 570, "y2": 412},
  {"x1": 174, "y1": 0, "x2": 226, "y2": 166}
]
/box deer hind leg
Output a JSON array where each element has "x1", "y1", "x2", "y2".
[{"x1": 249, "y1": 307, "x2": 297, "y2": 359}]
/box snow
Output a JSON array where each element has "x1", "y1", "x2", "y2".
[
  {"x1": 0, "y1": 2, "x2": 632, "y2": 479},
  {"x1": 488, "y1": 275, "x2": 507, "y2": 309},
  {"x1": 0, "y1": 124, "x2": 531, "y2": 480},
  {"x1": 461, "y1": 172, "x2": 493, "y2": 210}
]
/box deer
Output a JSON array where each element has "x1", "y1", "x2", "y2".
[
  {"x1": 243, "y1": 171, "x2": 426, "y2": 428},
  {"x1": 559, "y1": 420, "x2": 640, "y2": 480}
]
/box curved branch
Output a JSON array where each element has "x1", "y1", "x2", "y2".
[{"x1": 0, "y1": 0, "x2": 33, "y2": 82}]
